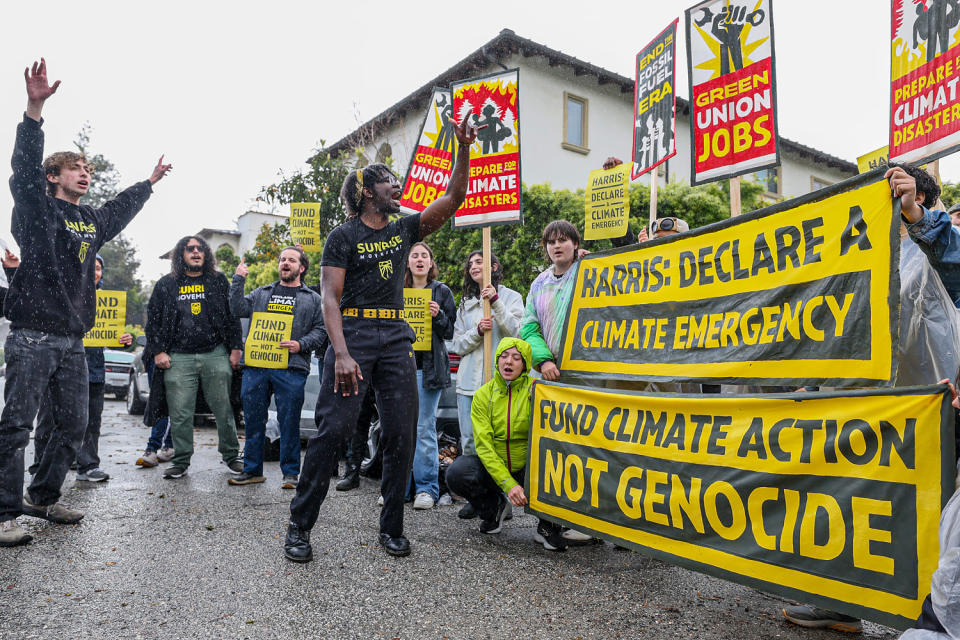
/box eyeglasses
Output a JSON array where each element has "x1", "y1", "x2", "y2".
[{"x1": 185, "y1": 245, "x2": 203, "y2": 253}]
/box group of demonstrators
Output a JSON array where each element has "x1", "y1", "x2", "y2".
[{"x1": 2, "y1": 59, "x2": 960, "y2": 637}]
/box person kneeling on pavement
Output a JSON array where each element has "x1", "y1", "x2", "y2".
[{"x1": 446, "y1": 337, "x2": 568, "y2": 551}]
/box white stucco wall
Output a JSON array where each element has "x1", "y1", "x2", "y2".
[{"x1": 236, "y1": 211, "x2": 289, "y2": 254}]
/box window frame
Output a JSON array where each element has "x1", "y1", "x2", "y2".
[
  {"x1": 562, "y1": 92, "x2": 589, "y2": 154},
  {"x1": 810, "y1": 175, "x2": 834, "y2": 192}
]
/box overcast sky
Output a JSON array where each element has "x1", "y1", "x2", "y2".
[{"x1": 0, "y1": 1, "x2": 935, "y2": 281}]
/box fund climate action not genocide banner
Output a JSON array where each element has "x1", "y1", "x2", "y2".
[
  {"x1": 558, "y1": 172, "x2": 900, "y2": 387},
  {"x1": 526, "y1": 381, "x2": 956, "y2": 629},
  {"x1": 890, "y1": 0, "x2": 960, "y2": 164},
  {"x1": 83, "y1": 290, "x2": 126, "y2": 347},
  {"x1": 633, "y1": 19, "x2": 678, "y2": 179},
  {"x1": 451, "y1": 69, "x2": 522, "y2": 228},
  {"x1": 685, "y1": 0, "x2": 779, "y2": 185},
  {"x1": 400, "y1": 87, "x2": 456, "y2": 215}
]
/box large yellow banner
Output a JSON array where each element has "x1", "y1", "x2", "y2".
[
  {"x1": 83, "y1": 290, "x2": 126, "y2": 347},
  {"x1": 559, "y1": 175, "x2": 899, "y2": 387},
  {"x1": 527, "y1": 381, "x2": 956, "y2": 629}
]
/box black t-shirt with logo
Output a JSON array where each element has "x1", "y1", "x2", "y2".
[
  {"x1": 170, "y1": 274, "x2": 221, "y2": 353},
  {"x1": 267, "y1": 284, "x2": 299, "y2": 315},
  {"x1": 321, "y1": 213, "x2": 421, "y2": 310}
]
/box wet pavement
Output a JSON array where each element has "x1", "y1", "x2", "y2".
[{"x1": 0, "y1": 400, "x2": 900, "y2": 639}]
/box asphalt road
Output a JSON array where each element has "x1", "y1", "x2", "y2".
[{"x1": 0, "y1": 400, "x2": 901, "y2": 640}]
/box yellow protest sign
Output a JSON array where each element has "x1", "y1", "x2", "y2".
[
  {"x1": 584, "y1": 163, "x2": 631, "y2": 241},
  {"x1": 289, "y1": 203, "x2": 323, "y2": 250},
  {"x1": 857, "y1": 146, "x2": 889, "y2": 174},
  {"x1": 83, "y1": 290, "x2": 126, "y2": 347},
  {"x1": 403, "y1": 288, "x2": 432, "y2": 351},
  {"x1": 560, "y1": 174, "x2": 899, "y2": 387},
  {"x1": 527, "y1": 381, "x2": 955, "y2": 630},
  {"x1": 244, "y1": 312, "x2": 292, "y2": 369}
]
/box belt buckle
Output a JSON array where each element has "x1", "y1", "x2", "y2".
[
  {"x1": 342, "y1": 308, "x2": 358, "y2": 317},
  {"x1": 378, "y1": 309, "x2": 391, "y2": 319},
  {"x1": 363, "y1": 308, "x2": 376, "y2": 319}
]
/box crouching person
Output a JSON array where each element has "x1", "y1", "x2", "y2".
[{"x1": 445, "y1": 337, "x2": 567, "y2": 551}]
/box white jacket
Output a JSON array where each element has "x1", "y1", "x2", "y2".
[{"x1": 452, "y1": 284, "x2": 524, "y2": 395}]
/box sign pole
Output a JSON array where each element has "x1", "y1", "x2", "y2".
[
  {"x1": 649, "y1": 174, "x2": 659, "y2": 227},
  {"x1": 931, "y1": 159, "x2": 942, "y2": 187},
  {"x1": 729, "y1": 175, "x2": 742, "y2": 217},
  {"x1": 482, "y1": 226, "x2": 493, "y2": 383}
]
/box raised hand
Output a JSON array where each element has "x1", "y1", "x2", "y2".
[
  {"x1": 235, "y1": 256, "x2": 249, "y2": 278},
  {"x1": 2, "y1": 249, "x2": 20, "y2": 269},
  {"x1": 24, "y1": 58, "x2": 60, "y2": 121},
  {"x1": 452, "y1": 108, "x2": 483, "y2": 147},
  {"x1": 149, "y1": 155, "x2": 173, "y2": 185}
]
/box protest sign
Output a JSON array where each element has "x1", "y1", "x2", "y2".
[
  {"x1": 559, "y1": 173, "x2": 900, "y2": 387},
  {"x1": 83, "y1": 290, "x2": 126, "y2": 347},
  {"x1": 584, "y1": 164, "x2": 632, "y2": 241},
  {"x1": 685, "y1": 0, "x2": 779, "y2": 185},
  {"x1": 890, "y1": 0, "x2": 960, "y2": 164},
  {"x1": 858, "y1": 146, "x2": 890, "y2": 174},
  {"x1": 633, "y1": 20, "x2": 678, "y2": 179},
  {"x1": 289, "y1": 203, "x2": 323, "y2": 250},
  {"x1": 400, "y1": 88, "x2": 456, "y2": 215},
  {"x1": 451, "y1": 69, "x2": 522, "y2": 228},
  {"x1": 244, "y1": 312, "x2": 292, "y2": 369},
  {"x1": 404, "y1": 288, "x2": 432, "y2": 351},
  {"x1": 526, "y1": 381, "x2": 955, "y2": 629}
]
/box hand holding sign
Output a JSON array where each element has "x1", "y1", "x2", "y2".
[
  {"x1": 236, "y1": 256, "x2": 249, "y2": 278},
  {"x1": 429, "y1": 300, "x2": 439, "y2": 318},
  {"x1": 507, "y1": 485, "x2": 528, "y2": 507},
  {"x1": 280, "y1": 340, "x2": 300, "y2": 354},
  {"x1": 477, "y1": 317, "x2": 492, "y2": 334},
  {"x1": 885, "y1": 166, "x2": 923, "y2": 223}
]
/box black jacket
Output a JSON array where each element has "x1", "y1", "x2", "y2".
[
  {"x1": 146, "y1": 271, "x2": 242, "y2": 356},
  {"x1": 421, "y1": 280, "x2": 456, "y2": 390}
]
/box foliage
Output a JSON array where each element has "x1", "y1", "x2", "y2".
[
  {"x1": 941, "y1": 181, "x2": 960, "y2": 209},
  {"x1": 215, "y1": 245, "x2": 240, "y2": 276},
  {"x1": 75, "y1": 123, "x2": 121, "y2": 210}
]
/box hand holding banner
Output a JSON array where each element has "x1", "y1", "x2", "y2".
[
  {"x1": 83, "y1": 290, "x2": 126, "y2": 347},
  {"x1": 245, "y1": 312, "x2": 292, "y2": 369}
]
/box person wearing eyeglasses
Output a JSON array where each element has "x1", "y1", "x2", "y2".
[{"x1": 145, "y1": 236, "x2": 243, "y2": 480}]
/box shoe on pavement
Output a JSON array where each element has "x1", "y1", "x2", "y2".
[
  {"x1": 533, "y1": 522, "x2": 568, "y2": 552},
  {"x1": 76, "y1": 468, "x2": 110, "y2": 482},
  {"x1": 335, "y1": 467, "x2": 360, "y2": 491},
  {"x1": 226, "y1": 458, "x2": 244, "y2": 474},
  {"x1": 479, "y1": 495, "x2": 509, "y2": 534},
  {"x1": 136, "y1": 450, "x2": 158, "y2": 468},
  {"x1": 377, "y1": 495, "x2": 384, "y2": 507},
  {"x1": 458, "y1": 503, "x2": 478, "y2": 519},
  {"x1": 281, "y1": 475, "x2": 298, "y2": 490},
  {"x1": 562, "y1": 527, "x2": 596, "y2": 544},
  {"x1": 413, "y1": 493, "x2": 435, "y2": 510},
  {"x1": 162, "y1": 465, "x2": 188, "y2": 480},
  {"x1": 156, "y1": 447, "x2": 175, "y2": 462},
  {"x1": 228, "y1": 472, "x2": 265, "y2": 486},
  {"x1": 0, "y1": 519, "x2": 32, "y2": 547},
  {"x1": 284, "y1": 523, "x2": 313, "y2": 563},
  {"x1": 782, "y1": 605, "x2": 862, "y2": 633},
  {"x1": 379, "y1": 533, "x2": 411, "y2": 557},
  {"x1": 21, "y1": 496, "x2": 83, "y2": 524}
]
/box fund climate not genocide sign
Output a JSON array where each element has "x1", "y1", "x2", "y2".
[
  {"x1": 83, "y1": 290, "x2": 126, "y2": 347},
  {"x1": 558, "y1": 172, "x2": 900, "y2": 387},
  {"x1": 525, "y1": 381, "x2": 956, "y2": 629}
]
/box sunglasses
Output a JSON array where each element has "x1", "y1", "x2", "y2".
[{"x1": 185, "y1": 245, "x2": 203, "y2": 253}]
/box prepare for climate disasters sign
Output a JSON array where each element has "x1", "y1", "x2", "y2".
[
  {"x1": 890, "y1": 0, "x2": 960, "y2": 164},
  {"x1": 584, "y1": 164, "x2": 632, "y2": 241},
  {"x1": 559, "y1": 174, "x2": 900, "y2": 387},
  {"x1": 451, "y1": 69, "x2": 522, "y2": 228},
  {"x1": 83, "y1": 290, "x2": 126, "y2": 347},
  {"x1": 403, "y1": 288, "x2": 432, "y2": 351},
  {"x1": 289, "y1": 203, "x2": 323, "y2": 250},
  {"x1": 526, "y1": 381, "x2": 956, "y2": 629},
  {"x1": 685, "y1": 0, "x2": 779, "y2": 185},
  {"x1": 244, "y1": 312, "x2": 292, "y2": 369},
  {"x1": 633, "y1": 20, "x2": 678, "y2": 179},
  {"x1": 400, "y1": 88, "x2": 456, "y2": 215}
]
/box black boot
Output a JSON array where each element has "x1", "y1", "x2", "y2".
[
  {"x1": 336, "y1": 466, "x2": 360, "y2": 491},
  {"x1": 284, "y1": 523, "x2": 313, "y2": 563}
]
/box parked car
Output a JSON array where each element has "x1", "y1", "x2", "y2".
[{"x1": 104, "y1": 349, "x2": 135, "y2": 400}]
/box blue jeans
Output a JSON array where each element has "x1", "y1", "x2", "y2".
[
  {"x1": 408, "y1": 370, "x2": 442, "y2": 501},
  {"x1": 0, "y1": 330, "x2": 88, "y2": 521},
  {"x1": 145, "y1": 360, "x2": 172, "y2": 451},
  {"x1": 241, "y1": 366, "x2": 307, "y2": 477},
  {"x1": 456, "y1": 392, "x2": 475, "y2": 455}
]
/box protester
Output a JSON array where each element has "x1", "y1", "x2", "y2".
[
  {"x1": 948, "y1": 202, "x2": 960, "y2": 228},
  {"x1": 228, "y1": 247, "x2": 326, "y2": 489},
  {"x1": 146, "y1": 236, "x2": 243, "y2": 480},
  {"x1": 284, "y1": 112, "x2": 479, "y2": 562},
  {"x1": 450, "y1": 250, "x2": 523, "y2": 518},
  {"x1": 446, "y1": 337, "x2": 567, "y2": 550},
  {"x1": 31, "y1": 254, "x2": 133, "y2": 483},
  {"x1": 403, "y1": 241, "x2": 455, "y2": 510},
  {"x1": 0, "y1": 59, "x2": 171, "y2": 548}
]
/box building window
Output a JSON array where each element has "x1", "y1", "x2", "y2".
[
  {"x1": 376, "y1": 142, "x2": 393, "y2": 165},
  {"x1": 752, "y1": 167, "x2": 780, "y2": 196},
  {"x1": 562, "y1": 92, "x2": 589, "y2": 154},
  {"x1": 810, "y1": 176, "x2": 833, "y2": 192}
]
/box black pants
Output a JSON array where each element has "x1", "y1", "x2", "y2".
[
  {"x1": 31, "y1": 382, "x2": 105, "y2": 475},
  {"x1": 346, "y1": 387, "x2": 376, "y2": 469},
  {"x1": 290, "y1": 317, "x2": 417, "y2": 537}
]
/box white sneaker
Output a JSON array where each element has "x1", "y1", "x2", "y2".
[
  {"x1": 413, "y1": 493, "x2": 435, "y2": 510},
  {"x1": 157, "y1": 447, "x2": 175, "y2": 462},
  {"x1": 562, "y1": 528, "x2": 593, "y2": 542},
  {"x1": 377, "y1": 495, "x2": 384, "y2": 507}
]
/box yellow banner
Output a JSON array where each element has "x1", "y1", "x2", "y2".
[
  {"x1": 83, "y1": 290, "x2": 126, "y2": 347},
  {"x1": 404, "y1": 288, "x2": 432, "y2": 351},
  {"x1": 857, "y1": 146, "x2": 889, "y2": 174},
  {"x1": 527, "y1": 381, "x2": 955, "y2": 629},
  {"x1": 289, "y1": 203, "x2": 323, "y2": 250},
  {"x1": 584, "y1": 164, "x2": 631, "y2": 241},
  {"x1": 244, "y1": 312, "x2": 292, "y2": 369},
  {"x1": 560, "y1": 176, "x2": 899, "y2": 387}
]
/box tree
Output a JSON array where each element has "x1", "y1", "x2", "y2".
[
  {"x1": 215, "y1": 245, "x2": 240, "y2": 276},
  {"x1": 75, "y1": 122, "x2": 121, "y2": 209},
  {"x1": 941, "y1": 181, "x2": 960, "y2": 209}
]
